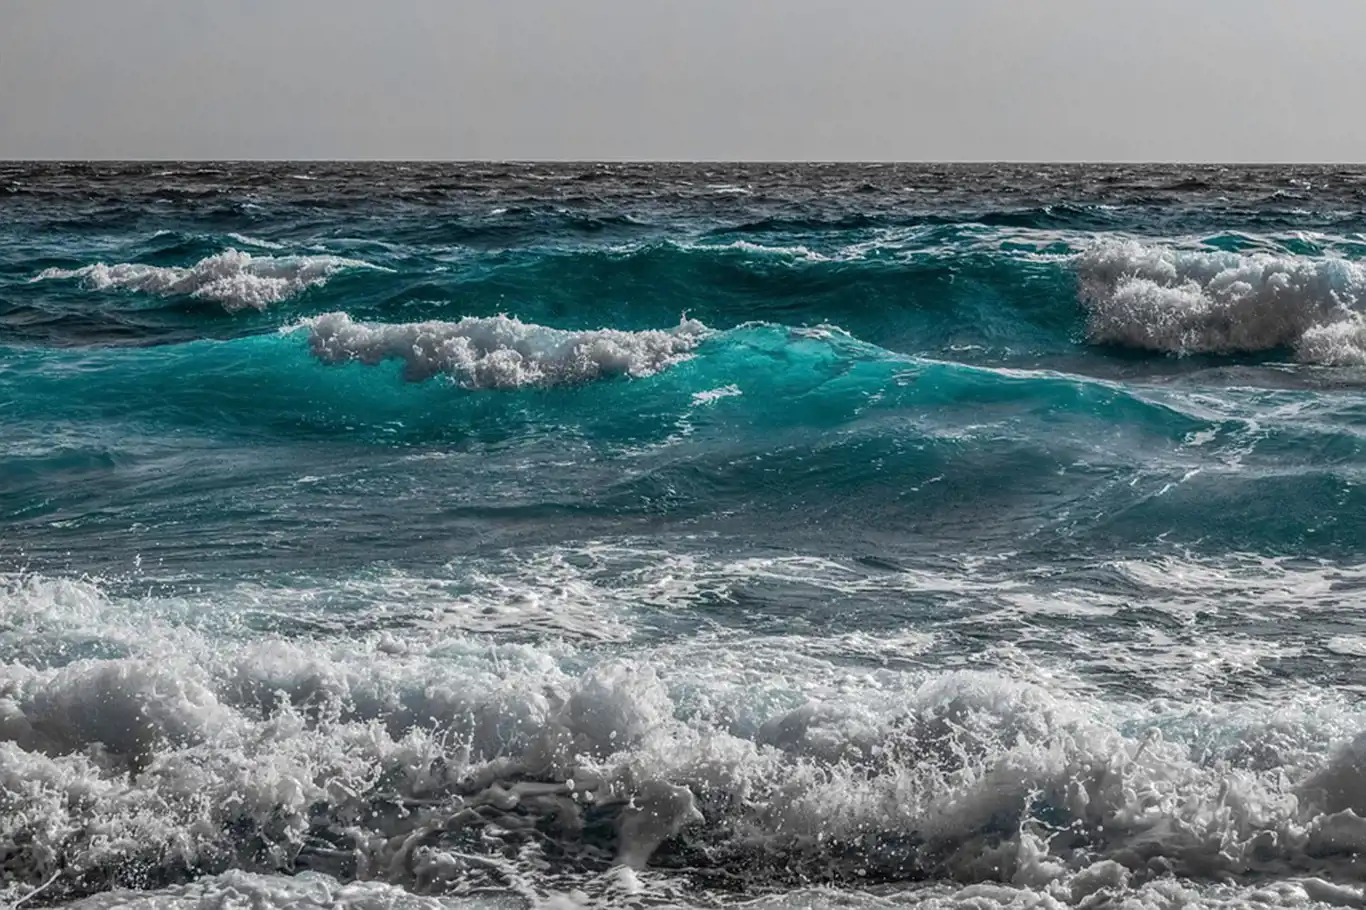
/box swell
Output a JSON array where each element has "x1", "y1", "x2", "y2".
[
  {"x1": 17, "y1": 234, "x2": 1366, "y2": 373},
  {"x1": 5, "y1": 234, "x2": 1078, "y2": 357},
  {"x1": 702, "y1": 204, "x2": 1130, "y2": 235},
  {"x1": 0, "y1": 318, "x2": 1212, "y2": 441},
  {"x1": 6, "y1": 318, "x2": 1366, "y2": 561}
]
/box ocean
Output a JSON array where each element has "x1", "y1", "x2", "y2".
[{"x1": 4, "y1": 161, "x2": 1366, "y2": 909}]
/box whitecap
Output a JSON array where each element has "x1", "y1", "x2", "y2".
[
  {"x1": 1076, "y1": 239, "x2": 1366, "y2": 363},
  {"x1": 32, "y1": 249, "x2": 380, "y2": 311},
  {"x1": 303, "y1": 312, "x2": 709, "y2": 387},
  {"x1": 225, "y1": 232, "x2": 287, "y2": 251}
]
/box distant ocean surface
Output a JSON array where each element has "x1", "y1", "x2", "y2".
[{"x1": 7, "y1": 162, "x2": 1366, "y2": 909}]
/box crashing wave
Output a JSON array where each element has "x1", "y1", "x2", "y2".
[
  {"x1": 32, "y1": 249, "x2": 377, "y2": 311},
  {"x1": 1076, "y1": 240, "x2": 1366, "y2": 364},
  {"x1": 303, "y1": 312, "x2": 709, "y2": 387},
  {"x1": 4, "y1": 568, "x2": 1366, "y2": 906}
]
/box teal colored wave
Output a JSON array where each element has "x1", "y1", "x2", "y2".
[
  {"x1": 0, "y1": 320, "x2": 1215, "y2": 443},
  {"x1": 9, "y1": 212, "x2": 1366, "y2": 561},
  {"x1": 15, "y1": 229, "x2": 1366, "y2": 368}
]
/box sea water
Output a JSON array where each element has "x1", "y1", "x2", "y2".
[{"x1": 4, "y1": 162, "x2": 1366, "y2": 908}]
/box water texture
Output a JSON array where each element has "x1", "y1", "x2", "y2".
[{"x1": 5, "y1": 163, "x2": 1366, "y2": 909}]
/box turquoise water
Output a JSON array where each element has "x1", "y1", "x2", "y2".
[{"x1": 5, "y1": 163, "x2": 1366, "y2": 909}]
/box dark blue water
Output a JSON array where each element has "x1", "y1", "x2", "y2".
[{"x1": 5, "y1": 163, "x2": 1366, "y2": 909}]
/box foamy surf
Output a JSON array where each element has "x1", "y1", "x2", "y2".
[
  {"x1": 303, "y1": 312, "x2": 709, "y2": 387},
  {"x1": 1076, "y1": 240, "x2": 1366, "y2": 363},
  {"x1": 47, "y1": 870, "x2": 1366, "y2": 910},
  {"x1": 32, "y1": 249, "x2": 380, "y2": 311},
  {"x1": 4, "y1": 551, "x2": 1366, "y2": 907}
]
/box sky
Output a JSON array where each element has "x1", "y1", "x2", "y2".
[{"x1": 1, "y1": 0, "x2": 1361, "y2": 161}]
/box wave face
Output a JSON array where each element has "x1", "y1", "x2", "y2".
[{"x1": 7, "y1": 162, "x2": 1366, "y2": 909}]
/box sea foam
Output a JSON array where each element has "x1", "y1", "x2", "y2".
[
  {"x1": 304, "y1": 312, "x2": 709, "y2": 387},
  {"x1": 4, "y1": 562, "x2": 1366, "y2": 906},
  {"x1": 1077, "y1": 240, "x2": 1366, "y2": 363},
  {"x1": 33, "y1": 249, "x2": 377, "y2": 311}
]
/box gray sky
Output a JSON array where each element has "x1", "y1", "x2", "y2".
[{"x1": 1, "y1": 0, "x2": 1362, "y2": 161}]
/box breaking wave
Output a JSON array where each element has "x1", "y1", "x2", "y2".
[
  {"x1": 13, "y1": 164, "x2": 1366, "y2": 910},
  {"x1": 303, "y1": 313, "x2": 710, "y2": 387},
  {"x1": 4, "y1": 567, "x2": 1366, "y2": 907},
  {"x1": 1076, "y1": 240, "x2": 1366, "y2": 363},
  {"x1": 32, "y1": 250, "x2": 379, "y2": 312}
]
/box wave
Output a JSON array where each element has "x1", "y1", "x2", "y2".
[
  {"x1": 225, "y1": 232, "x2": 287, "y2": 251},
  {"x1": 0, "y1": 314, "x2": 1321, "y2": 462},
  {"x1": 0, "y1": 315, "x2": 1209, "y2": 432},
  {"x1": 4, "y1": 567, "x2": 1366, "y2": 905},
  {"x1": 28, "y1": 231, "x2": 1366, "y2": 368},
  {"x1": 31, "y1": 249, "x2": 380, "y2": 312},
  {"x1": 24, "y1": 316, "x2": 1366, "y2": 555},
  {"x1": 303, "y1": 313, "x2": 710, "y2": 387},
  {"x1": 1077, "y1": 240, "x2": 1366, "y2": 363},
  {"x1": 341, "y1": 235, "x2": 1083, "y2": 369}
]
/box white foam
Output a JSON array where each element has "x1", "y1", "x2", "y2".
[
  {"x1": 1076, "y1": 240, "x2": 1366, "y2": 363},
  {"x1": 1297, "y1": 319, "x2": 1366, "y2": 366},
  {"x1": 6, "y1": 554, "x2": 1366, "y2": 905},
  {"x1": 225, "y1": 232, "x2": 287, "y2": 251},
  {"x1": 32, "y1": 249, "x2": 378, "y2": 311},
  {"x1": 57, "y1": 872, "x2": 495, "y2": 909},
  {"x1": 715, "y1": 239, "x2": 826, "y2": 260},
  {"x1": 303, "y1": 312, "x2": 709, "y2": 387},
  {"x1": 53, "y1": 872, "x2": 1366, "y2": 910},
  {"x1": 1326, "y1": 635, "x2": 1366, "y2": 658},
  {"x1": 689, "y1": 384, "x2": 742, "y2": 405}
]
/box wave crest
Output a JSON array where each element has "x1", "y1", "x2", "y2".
[
  {"x1": 1077, "y1": 240, "x2": 1366, "y2": 363},
  {"x1": 304, "y1": 313, "x2": 709, "y2": 387},
  {"x1": 33, "y1": 249, "x2": 376, "y2": 312}
]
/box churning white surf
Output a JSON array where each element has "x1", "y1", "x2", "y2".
[
  {"x1": 303, "y1": 312, "x2": 709, "y2": 387},
  {"x1": 1077, "y1": 240, "x2": 1366, "y2": 363},
  {"x1": 6, "y1": 556, "x2": 1366, "y2": 907},
  {"x1": 32, "y1": 249, "x2": 378, "y2": 311}
]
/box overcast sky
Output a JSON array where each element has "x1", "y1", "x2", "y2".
[{"x1": 1, "y1": 0, "x2": 1361, "y2": 161}]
